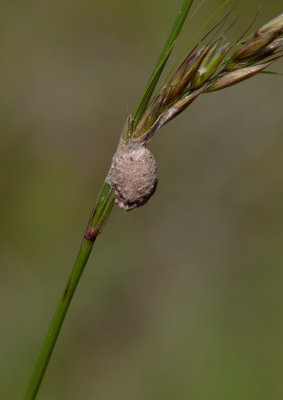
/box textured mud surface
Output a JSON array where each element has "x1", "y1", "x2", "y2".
[{"x1": 107, "y1": 141, "x2": 158, "y2": 211}]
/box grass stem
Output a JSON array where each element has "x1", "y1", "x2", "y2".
[
  {"x1": 24, "y1": 183, "x2": 114, "y2": 400},
  {"x1": 23, "y1": 1, "x2": 194, "y2": 398}
]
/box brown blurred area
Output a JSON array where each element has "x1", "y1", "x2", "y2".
[{"x1": 0, "y1": 1, "x2": 282, "y2": 399}]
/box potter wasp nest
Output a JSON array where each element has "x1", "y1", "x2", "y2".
[{"x1": 107, "y1": 140, "x2": 158, "y2": 211}]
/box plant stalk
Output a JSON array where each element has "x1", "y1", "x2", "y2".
[
  {"x1": 24, "y1": 182, "x2": 114, "y2": 400},
  {"x1": 24, "y1": 1, "x2": 194, "y2": 398}
]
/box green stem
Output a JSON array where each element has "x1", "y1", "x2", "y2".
[
  {"x1": 24, "y1": 239, "x2": 93, "y2": 400},
  {"x1": 24, "y1": 1, "x2": 194, "y2": 398},
  {"x1": 24, "y1": 182, "x2": 114, "y2": 400}
]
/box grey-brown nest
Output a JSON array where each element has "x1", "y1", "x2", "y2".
[{"x1": 107, "y1": 141, "x2": 158, "y2": 211}]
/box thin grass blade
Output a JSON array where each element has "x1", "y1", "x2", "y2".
[
  {"x1": 132, "y1": 0, "x2": 194, "y2": 129},
  {"x1": 156, "y1": 0, "x2": 233, "y2": 94}
]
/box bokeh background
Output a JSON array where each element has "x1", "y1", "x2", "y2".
[{"x1": 1, "y1": 0, "x2": 282, "y2": 399}]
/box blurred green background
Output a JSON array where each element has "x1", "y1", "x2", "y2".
[{"x1": 1, "y1": 0, "x2": 283, "y2": 399}]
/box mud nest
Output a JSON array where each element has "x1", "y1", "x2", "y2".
[{"x1": 107, "y1": 142, "x2": 158, "y2": 211}]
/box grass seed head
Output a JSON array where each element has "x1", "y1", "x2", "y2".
[
  {"x1": 134, "y1": 95, "x2": 163, "y2": 138},
  {"x1": 234, "y1": 13, "x2": 283, "y2": 60},
  {"x1": 162, "y1": 47, "x2": 207, "y2": 106},
  {"x1": 133, "y1": 14, "x2": 282, "y2": 145},
  {"x1": 206, "y1": 60, "x2": 276, "y2": 92},
  {"x1": 257, "y1": 13, "x2": 283, "y2": 36},
  {"x1": 226, "y1": 37, "x2": 283, "y2": 71},
  {"x1": 192, "y1": 38, "x2": 230, "y2": 89}
]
